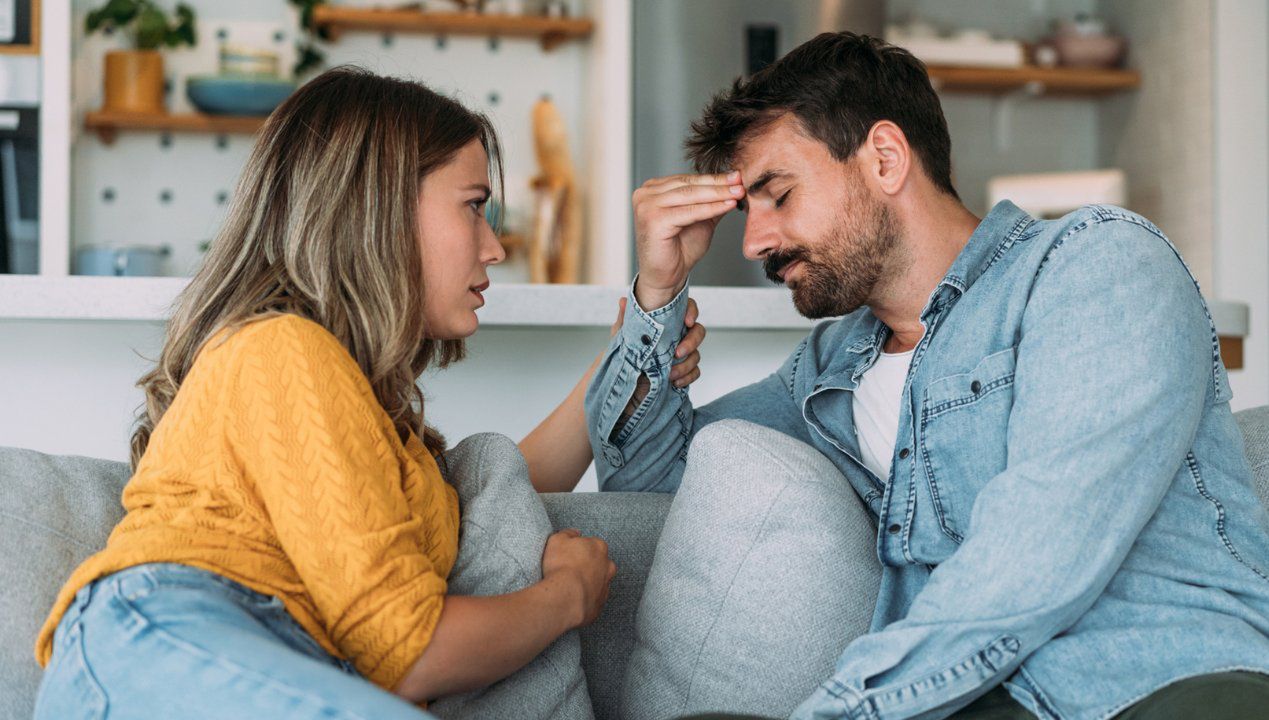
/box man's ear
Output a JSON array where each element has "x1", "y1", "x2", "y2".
[{"x1": 864, "y1": 121, "x2": 911, "y2": 197}]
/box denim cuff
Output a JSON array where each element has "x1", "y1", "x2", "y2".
[{"x1": 619, "y1": 274, "x2": 690, "y2": 372}]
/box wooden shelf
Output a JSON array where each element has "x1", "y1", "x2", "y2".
[
  {"x1": 926, "y1": 64, "x2": 1141, "y2": 96},
  {"x1": 84, "y1": 111, "x2": 266, "y2": 145},
  {"x1": 311, "y1": 6, "x2": 594, "y2": 51}
]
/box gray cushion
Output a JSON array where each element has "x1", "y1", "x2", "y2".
[
  {"x1": 619, "y1": 420, "x2": 883, "y2": 720},
  {"x1": 542, "y1": 491, "x2": 674, "y2": 720},
  {"x1": 431, "y1": 433, "x2": 593, "y2": 720},
  {"x1": 0, "y1": 448, "x2": 132, "y2": 720},
  {"x1": 1234, "y1": 406, "x2": 1269, "y2": 508}
]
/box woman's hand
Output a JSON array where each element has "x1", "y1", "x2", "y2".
[
  {"x1": 607, "y1": 296, "x2": 705, "y2": 390},
  {"x1": 542, "y1": 529, "x2": 617, "y2": 628},
  {"x1": 397, "y1": 530, "x2": 617, "y2": 702}
]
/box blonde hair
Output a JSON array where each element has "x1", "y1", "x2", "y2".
[{"x1": 130, "y1": 67, "x2": 503, "y2": 469}]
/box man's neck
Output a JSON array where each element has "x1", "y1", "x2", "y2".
[{"x1": 872, "y1": 193, "x2": 981, "y2": 354}]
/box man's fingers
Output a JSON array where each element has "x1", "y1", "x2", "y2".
[
  {"x1": 652, "y1": 182, "x2": 745, "y2": 208},
  {"x1": 666, "y1": 199, "x2": 737, "y2": 229},
  {"x1": 685, "y1": 298, "x2": 699, "y2": 328},
  {"x1": 642, "y1": 171, "x2": 739, "y2": 190}
]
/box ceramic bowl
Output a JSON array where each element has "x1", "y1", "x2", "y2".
[
  {"x1": 186, "y1": 75, "x2": 297, "y2": 116},
  {"x1": 1053, "y1": 34, "x2": 1127, "y2": 68}
]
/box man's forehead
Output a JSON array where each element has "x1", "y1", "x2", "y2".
[{"x1": 731, "y1": 115, "x2": 821, "y2": 181}]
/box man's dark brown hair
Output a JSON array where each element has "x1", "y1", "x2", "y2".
[{"x1": 685, "y1": 32, "x2": 958, "y2": 199}]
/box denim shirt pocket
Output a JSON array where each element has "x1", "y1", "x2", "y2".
[{"x1": 919, "y1": 347, "x2": 1018, "y2": 544}]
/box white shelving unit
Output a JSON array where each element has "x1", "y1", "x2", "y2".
[
  {"x1": 12, "y1": 0, "x2": 638, "y2": 309},
  {"x1": 0, "y1": 275, "x2": 825, "y2": 330},
  {"x1": 0, "y1": 275, "x2": 1252, "y2": 340}
]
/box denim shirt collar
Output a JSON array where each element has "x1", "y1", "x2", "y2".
[{"x1": 817, "y1": 200, "x2": 1035, "y2": 388}]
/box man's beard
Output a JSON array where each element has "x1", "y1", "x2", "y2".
[{"x1": 763, "y1": 199, "x2": 901, "y2": 319}]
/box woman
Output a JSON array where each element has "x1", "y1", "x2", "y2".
[{"x1": 32, "y1": 67, "x2": 705, "y2": 718}]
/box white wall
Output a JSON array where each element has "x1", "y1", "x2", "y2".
[{"x1": 0, "y1": 319, "x2": 807, "y2": 491}]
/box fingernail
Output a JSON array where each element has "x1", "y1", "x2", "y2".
[{"x1": 728, "y1": 170, "x2": 740, "y2": 181}]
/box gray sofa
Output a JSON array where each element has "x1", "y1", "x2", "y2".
[{"x1": 5, "y1": 407, "x2": 1269, "y2": 720}]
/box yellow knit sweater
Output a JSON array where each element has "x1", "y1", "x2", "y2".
[{"x1": 34, "y1": 314, "x2": 460, "y2": 693}]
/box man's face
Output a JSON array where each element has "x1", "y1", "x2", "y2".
[{"x1": 732, "y1": 114, "x2": 900, "y2": 319}]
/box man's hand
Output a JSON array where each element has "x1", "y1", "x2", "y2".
[{"x1": 632, "y1": 171, "x2": 745, "y2": 310}]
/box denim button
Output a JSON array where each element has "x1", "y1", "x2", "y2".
[
  {"x1": 603, "y1": 446, "x2": 624, "y2": 468},
  {"x1": 887, "y1": 523, "x2": 901, "y2": 534},
  {"x1": 640, "y1": 334, "x2": 653, "y2": 346},
  {"x1": 898, "y1": 448, "x2": 910, "y2": 460},
  {"x1": 971, "y1": 380, "x2": 982, "y2": 394}
]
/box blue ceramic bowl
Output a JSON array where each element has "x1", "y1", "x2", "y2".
[{"x1": 186, "y1": 75, "x2": 296, "y2": 116}]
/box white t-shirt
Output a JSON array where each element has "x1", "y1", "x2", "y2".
[{"x1": 852, "y1": 348, "x2": 914, "y2": 482}]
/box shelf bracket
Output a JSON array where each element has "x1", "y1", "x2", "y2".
[
  {"x1": 991, "y1": 80, "x2": 1045, "y2": 151},
  {"x1": 93, "y1": 125, "x2": 118, "y2": 146}
]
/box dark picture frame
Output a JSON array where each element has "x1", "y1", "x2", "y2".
[{"x1": 0, "y1": 0, "x2": 40, "y2": 56}]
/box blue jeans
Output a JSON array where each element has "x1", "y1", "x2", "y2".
[{"x1": 34, "y1": 562, "x2": 434, "y2": 720}]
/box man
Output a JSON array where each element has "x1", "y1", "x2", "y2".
[{"x1": 584, "y1": 32, "x2": 1269, "y2": 720}]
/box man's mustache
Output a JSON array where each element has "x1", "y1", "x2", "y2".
[{"x1": 764, "y1": 249, "x2": 810, "y2": 285}]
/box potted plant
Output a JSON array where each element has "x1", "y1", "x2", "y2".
[{"x1": 86, "y1": 0, "x2": 197, "y2": 114}]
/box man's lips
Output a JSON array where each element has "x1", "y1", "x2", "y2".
[{"x1": 779, "y1": 260, "x2": 803, "y2": 283}]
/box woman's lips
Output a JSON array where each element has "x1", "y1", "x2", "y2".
[{"x1": 470, "y1": 281, "x2": 490, "y2": 306}]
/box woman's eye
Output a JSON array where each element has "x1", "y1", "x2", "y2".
[
  {"x1": 469, "y1": 199, "x2": 487, "y2": 214},
  {"x1": 775, "y1": 190, "x2": 792, "y2": 209}
]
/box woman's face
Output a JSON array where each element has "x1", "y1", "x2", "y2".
[{"x1": 418, "y1": 139, "x2": 506, "y2": 340}]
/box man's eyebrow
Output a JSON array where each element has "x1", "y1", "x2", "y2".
[{"x1": 746, "y1": 170, "x2": 787, "y2": 195}]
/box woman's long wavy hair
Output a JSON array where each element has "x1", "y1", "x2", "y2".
[{"x1": 130, "y1": 67, "x2": 503, "y2": 469}]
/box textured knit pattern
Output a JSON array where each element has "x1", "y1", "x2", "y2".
[{"x1": 34, "y1": 314, "x2": 460, "y2": 693}]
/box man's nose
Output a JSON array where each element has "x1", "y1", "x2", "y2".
[{"x1": 742, "y1": 210, "x2": 779, "y2": 261}]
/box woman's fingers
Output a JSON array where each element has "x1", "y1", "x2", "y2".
[
  {"x1": 676, "y1": 321, "x2": 706, "y2": 359},
  {"x1": 670, "y1": 349, "x2": 701, "y2": 386},
  {"x1": 672, "y1": 365, "x2": 701, "y2": 388},
  {"x1": 685, "y1": 298, "x2": 699, "y2": 328},
  {"x1": 610, "y1": 297, "x2": 627, "y2": 336}
]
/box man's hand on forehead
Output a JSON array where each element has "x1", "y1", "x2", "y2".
[{"x1": 629, "y1": 170, "x2": 747, "y2": 309}]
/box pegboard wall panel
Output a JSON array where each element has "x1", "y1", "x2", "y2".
[{"x1": 71, "y1": 0, "x2": 592, "y2": 282}]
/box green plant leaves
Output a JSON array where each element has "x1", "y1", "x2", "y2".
[
  {"x1": 134, "y1": 4, "x2": 167, "y2": 49},
  {"x1": 84, "y1": 0, "x2": 197, "y2": 50},
  {"x1": 288, "y1": 0, "x2": 328, "y2": 77},
  {"x1": 166, "y1": 3, "x2": 197, "y2": 48}
]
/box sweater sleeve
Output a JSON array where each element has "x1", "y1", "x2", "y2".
[{"x1": 224, "y1": 316, "x2": 448, "y2": 691}]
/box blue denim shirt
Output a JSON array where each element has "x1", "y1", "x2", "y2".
[{"x1": 585, "y1": 201, "x2": 1269, "y2": 719}]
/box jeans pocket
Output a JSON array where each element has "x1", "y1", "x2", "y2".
[{"x1": 34, "y1": 621, "x2": 108, "y2": 720}]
